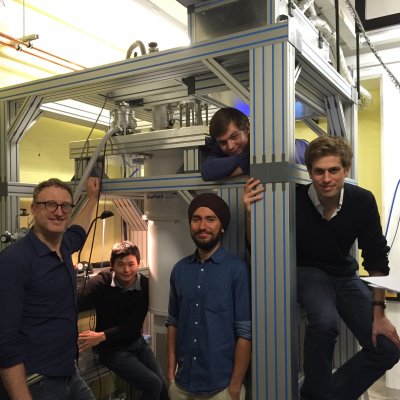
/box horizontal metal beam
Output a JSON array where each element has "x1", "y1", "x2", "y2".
[
  {"x1": 69, "y1": 126, "x2": 209, "y2": 159},
  {"x1": 100, "y1": 174, "x2": 247, "y2": 195},
  {"x1": 0, "y1": 22, "x2": 290, "y2": 102}
]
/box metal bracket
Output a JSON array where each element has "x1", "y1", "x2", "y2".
[
  {"x1": 0, "y1": 182, "x2": 8, "y2": 196},
  {"x1": 250, "y1": 162, "x2": 310, "y2": 185},
  {"x1": 182, "y1": 76, "x2": 195, "y2": 96},
  {"x1": 202, "y1": 58, "x2": 250, "y2": 104}
]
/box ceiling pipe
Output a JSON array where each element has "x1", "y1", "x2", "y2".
[
  {"x1": 0, "y1": 39, "x2": 78, "y2": 71},
  {"x1": 0, "y1": 32, "x2": 86, "y2": 70}
]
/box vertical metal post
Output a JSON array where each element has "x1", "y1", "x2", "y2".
[
  {"x1": 0, "y1": 99, "x2": 20, "y2": 250},
  {"x1": 219, "y1": 186, "x2": 247, "y2": 260},
  {"x1": 356, "y1": 29, "x2": 361, "y2": 101},
  {"x1": 250, "y1": 41, "x2": 298, "y2": 400},
  {"x1": 335, "y1": 0, "x2": 341, "y2": 74}
]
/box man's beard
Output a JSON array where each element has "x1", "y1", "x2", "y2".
[{"x1": 191, "y1": 232, "x2": 221, "y2": 251}]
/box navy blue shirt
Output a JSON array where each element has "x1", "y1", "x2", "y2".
[
  {"x1": 201, "y1": 139, "x2": 249, "y2": 181},
  {"x1": 166, "y1": 247, "x2": 251, "y2": 393},
  {"x1": 201, "y1": 138, "x2": 308, "y2": 181},
  {"x1": 0, "y1": 225, "x2": 86, "y2": 376}
]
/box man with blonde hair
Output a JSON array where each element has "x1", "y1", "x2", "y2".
[{"x1": 244, "y1": 135, "x2": 400, "y2": 400}]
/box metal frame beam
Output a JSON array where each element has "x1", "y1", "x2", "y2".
[{"x1": 250, "y1": 40, "x2": 298, "y2": 399}]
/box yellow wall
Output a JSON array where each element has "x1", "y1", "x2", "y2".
[
  {"x1": 20, "y1": 117, "x2": 105, "y2": 182},
  {"x1": 19, "y1": 116, "x2": 123, "y2": 263},
  {"x1": 357, "y1": 79, "x2": 382, "y2": 212},
  {"x1": 357, "y1": 79, "x2": 382, "y2": 275}
]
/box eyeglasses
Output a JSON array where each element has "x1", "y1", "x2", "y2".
[{"x1": 34, "y1": 201, "x2": 75, "y2": 213}]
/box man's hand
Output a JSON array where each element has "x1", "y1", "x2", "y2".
[
  {"x1": 227, "y1": 384, "x2": 242, "y2": 400},
  {"x1": 243, "y1": 177, "x2": 264, "y2": 213},
  {"x1": 230, "y1": 166, "x2": 244, "y2": 178},
  {"x1": 78, "y1": 330, "x2": 106, "y2": 352},
  {"x1": 86, "y1": 177, "x2": 100, "y2": 201},
  {"x1": 166, "y1": 371, "x2": 176, "y2": 387},
  {"x1": 372, "y1": 315, "x2": 400, "y2": 348}
]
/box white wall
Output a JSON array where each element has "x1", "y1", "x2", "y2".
[{"x1": 380, "y1": 63, "x2": 400, "y2": 268}]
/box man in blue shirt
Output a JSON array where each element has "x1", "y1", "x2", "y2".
[
  {"x1": 201, "y1": 107, "x2": 308, "y2": 181},
  {"x1": 166, "y1": 193, "x2": 251, "y2": 400},
  {"x1": 0, "y1": 177, "x2": 100, "y2": 400}
]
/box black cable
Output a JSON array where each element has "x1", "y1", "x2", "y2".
[{"x1": 71, "y1": 95, "x2": 109, "y2": 198}]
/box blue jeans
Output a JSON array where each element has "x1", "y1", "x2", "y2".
[
  {"x1": 99, "y1": 336, "x2": 168, "y2": 400},
  {"x1": 0, "y1": 371, "x2": 95, "y2": 400},
  {"x1": 298, "y1": 267, "x2": 400, "y2": 400}
]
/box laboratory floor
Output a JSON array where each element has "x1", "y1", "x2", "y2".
[{"x1": 368, "y1": 377, "x2": 400, "y2": 400}]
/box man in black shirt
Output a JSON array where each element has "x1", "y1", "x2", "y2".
[
  {"x1": 78, "y1": 241, "x2": 168, "y2": 400},
  {"x1": 244, "y1": 136, "x2": 400, "y2": 400}
]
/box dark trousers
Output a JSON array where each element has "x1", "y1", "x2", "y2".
[
  {"x1": 99, "y1": 335, "x2": 168, "y2": 400},
  {"x1": 298, "y1": 267, "x2": 400, "y2": 400},
  {"x1": 0, "y1": 371, "x2": 94, "y2": 400}
]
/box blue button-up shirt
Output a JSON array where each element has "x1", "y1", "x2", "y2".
[
  {"x1": 0, "y1": 225, "x2": 86, "y2": 376},
  {"x1": 166, "y1": 246, "x2": 251, "y2": 394}
]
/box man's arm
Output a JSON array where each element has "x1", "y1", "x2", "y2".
[
  {"x1": 167, "y1": 325, "x2": 177, "y2": 384},
  {"x1": 201, "y1": 144, "x2": 249, "y2": 181},
  {"x1": 243, "y1": 177, "x2": 265, "y2": 241},
  {"x1": 228, "y1": 338, "x2": 251, "y2": 400},
  {"x1": 369, "y1": 271, "x2": 400, "y2": 348},
  {"x1": 0, "y1": 248, "x2": 31, "y2": 400},
  {"x1": 78, "y1": 330, "x2": 106, "y2": 352},
  {"x1": 357, "y1": 190, "x2": 400, "y2": 347},
  {"x1": 0, "y1": 364, "x2": 32, "y2": 400},
  {"x1": 72, "y1": 177, "x2": 100, "y2": 233}
]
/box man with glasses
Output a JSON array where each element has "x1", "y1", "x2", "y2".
[
  {"x1": 0, "y1": 177, "x2": 100, "y2": 400},
  {"x1": 201, "y1": 107, "x2": 308, "y2": 181}
]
